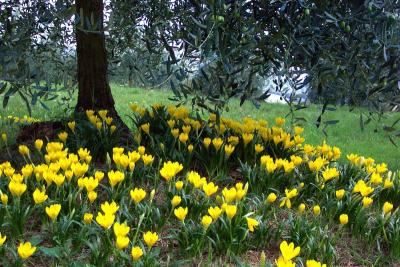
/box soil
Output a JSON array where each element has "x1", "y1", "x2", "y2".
[{"x1": 16, "y1": 121, "x2": 63, "y2": 144}]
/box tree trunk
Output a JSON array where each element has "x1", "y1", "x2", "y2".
[
  {"x1": 75, "y1": 0, "x2": 116, "y2": 114},
  {"x1": 128, "y1": 65, "x2": 134, "y2": 87},
  {"x1": 17, "y1": 0, "x2": 131, "y2": 147}
]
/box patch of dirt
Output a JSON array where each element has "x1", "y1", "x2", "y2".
[
  {"x1": 0, "y1": 144, "x2": 32, "y2": 167},
  {"x1": 16, "y1": 121, "x2": 63, "y2": 143},
  {"x1": 334, "y1": 233, "x2": 400, "y2": 267}
]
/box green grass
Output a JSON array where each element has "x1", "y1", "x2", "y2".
[{"x1": 1, "y1": 84, "x2": 399, "y2": 169}]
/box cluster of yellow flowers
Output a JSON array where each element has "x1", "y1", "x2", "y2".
[
  {"x1": 86, "y1": 110, "x2": 114, "y2": 130},
  {"x1": 58, "y1": 110, "x2": 118, "y2": 142},
  {"x1": 0, "y1": 114, "x2": 40, "y2": 124},
  {"x1": 131, "y1": 103, "x2": 398, "y2": 260},
  {"x1": 130, "y1": 103, "x2": 308, "y2": 163},
  {"x1": 0, "y1": 103, "x2": 398, "y2": 265},
  {"x1": 260, "y1": 154, "x2": 302, "y2": 174}
]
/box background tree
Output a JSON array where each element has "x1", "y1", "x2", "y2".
[
  {"x1": 0, "y1": 0, "x2": 399, "y2": 138},
  {"x1": 109, "y1": 0, "x2": 400, "y2": 138},
  {"x1": 0, "y1": 1, "x2": 76, "y2": 113}
]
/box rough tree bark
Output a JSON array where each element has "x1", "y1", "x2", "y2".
[
  {"x1": 17, "y1": 0, "x2": 129, "y2": 144},
  {"x1": 75, "y1": 0, "x2": 117, "y2": 114},
  {"x1": 74, "y1": 0, "x2": 131, "y2": 137}
]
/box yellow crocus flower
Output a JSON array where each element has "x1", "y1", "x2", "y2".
[
  {"x1": 18, "y1": 242, "x2": 36, "y2": 260},
  {"x1": 174, "y1": 206, "x2": 188, "y2": 221},
  {"x1": 203, "y1": 182, "x2": 218, "y2": 197},
  {"x1": 279, "y1": 240, "x2": 300, "y2": 262},
  {"x1": 45, "y1": 204, "x2": 61, "y2": 221},
  {"x1": 116, "y1": 235, "x2": 129, "y2": 250},
  {"x1": 107, "y1": 170, "x2": 125, "y2": 188},
  {"x1": 131, "y1": 246, "x2": 143, "y2": 260},
  {"x1": 208, "y1": 206, "x2": 222, "y2": 221},
  {"x1": 0, "y1": 233, "x2": 6, "y2": 246},
  {"x1": 143, "y1": 231, "x2": 158, "y2": 249},
  {"x1": 225, "y1": 204, "x2": 237, "y2": 219},
  {"x1": 201, "y1": 215, "x2": 212, "y2": 229},
  {"x1": 32, "y1": 188, "x2": 48, "y2": 205},
  {"x1": 383, "y1": 202, "x2": 393, "y2": 215},
  {"x1": 339, "y1": 214, "x2": 349, "y2": 225},
  {"x1": 8, "y1": 181, "x2": 27, "y2": 197},
  {"x1": 171, "y1": 195, "x2": 181, "y2": 207},
  {"x1": 246, "y1": 217, "x2": 259, "y2": 232},
  {"x1": 130, "y1": 188, "x2": 147, "y2": 204},
  {"x1": 212, "y1": 138, "x2": 223, "y2": 150},
  {"x1": 113, "y1": 222, "x2": 130, "y2": 237},
  {"x1": 141, "y1": 154, "x2": 154, "y2": 166},
  {"x1": 96, "y1": 212, "x2": 115, "y2": 229},
  {"x1": 100, "y1": 201, "x2": 119, "y2": 215},
  {"x1": 84, "y1": 213, "x2": 93, "y2": 224}
]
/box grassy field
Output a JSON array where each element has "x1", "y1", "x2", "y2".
[{"x1": 1, "y1": 84, "x2": 399, "y2": 169}]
